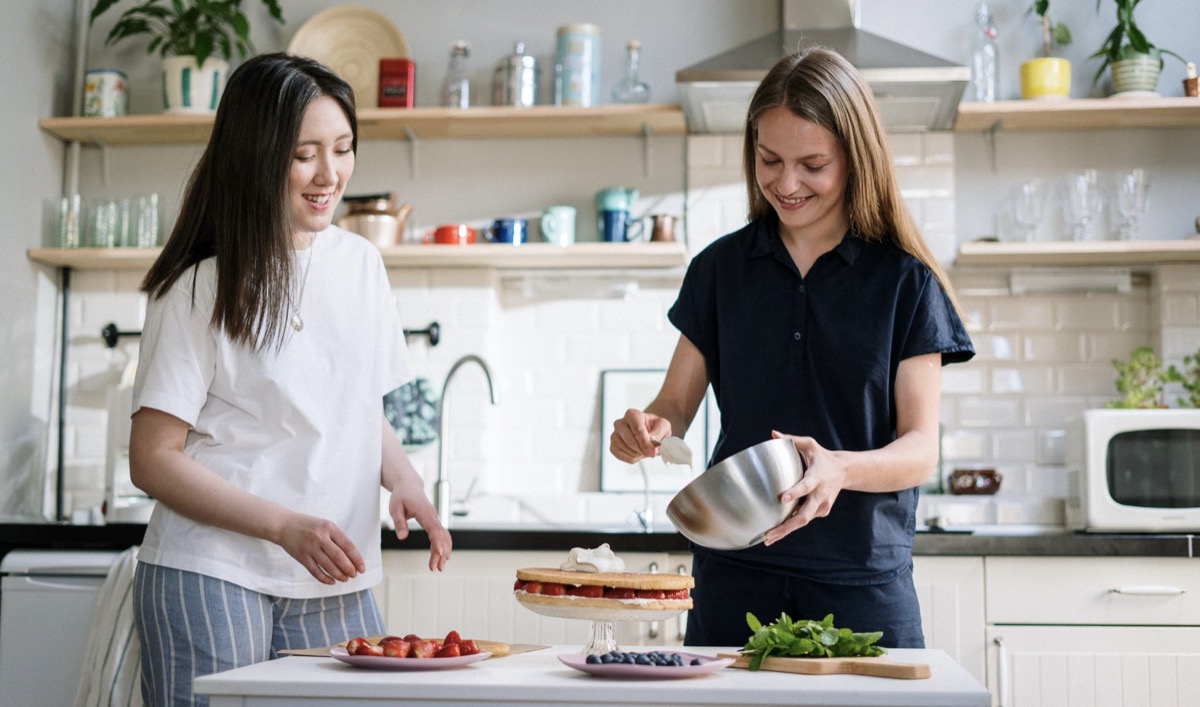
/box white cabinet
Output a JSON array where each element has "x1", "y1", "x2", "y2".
[
  {"x1": 914, "y1": 556, "x2": 987, "y2": 685},
  {"x1": 380, "y1": 550, "x2": 676, "y2": 648},
  {"x1": 985, "y1": 557, "x2": 1200, "y2": 707}
]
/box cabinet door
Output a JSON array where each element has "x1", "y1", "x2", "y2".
[
  {"x1": 381, "y1": 550, "x2": 671, "y2": 647},
  {"x1": 662, "y1": 553, "x2": 694, "y2": 647},
  {"x1": 987, "y1": 626, "x2": 1200, "y2": 707},
  {"x1": 914, "y1": 556, "x2": 986, "y2": 685}
]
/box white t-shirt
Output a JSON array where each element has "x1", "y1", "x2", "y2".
[{"x1": 132, "y1": 226, "x2": 412, "y2": 598}]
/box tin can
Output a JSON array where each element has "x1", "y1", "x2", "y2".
[
  {"x1": 379, "y1": 58, "x2": 415, "y2": 108},
  {"x1": 493, "y1": 42, "x2": 539, "y2": 107},
  {"x1": 83, "y1": 68, "x2": 128, "y2": 118},
  {"x1": 555, "y1": 23, "x2": 600, "y2": 107}
]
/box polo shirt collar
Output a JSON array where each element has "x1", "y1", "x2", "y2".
[{"x1": 749, "y1": 220, "x2": 866, "y2": 266}]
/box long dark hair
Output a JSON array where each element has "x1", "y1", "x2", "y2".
[
  {"x1": 142, "y1": 53, "x2": 358, "y2": 350},
  {"x1": 742, "y1": 46, "x2": 960, "y2": 314}
]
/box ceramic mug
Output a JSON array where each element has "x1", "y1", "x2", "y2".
[
  {"x1": 649, "y1": 214, "x2": 678, "y2": 242},
  {"x1": 422, "y1": 224, "x2": 476, "y2": 245},
  {"x1": 540, "y1": 205, "x2": 576, "y2": 246},
  {"x1": 599, "y1": 209, "x2": 644, "y2": 242},
  {"x1": 484, "y1": 218, "x2": 528, "y2": 245}
]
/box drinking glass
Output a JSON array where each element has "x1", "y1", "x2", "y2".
[
  {"x1": 1115, "y1": 169, "x2": 1150, "y2": 241},
  {"x1": 1063, "y1": 170, "x2": 1104, "y2": 242},
  {"x1": 1012, "y1": 180, "x2": 1044, "y2": 242}
]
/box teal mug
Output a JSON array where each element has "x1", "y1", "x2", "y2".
[{"x1": 540, "y1": 205, "x2": 576, "y2": 246}]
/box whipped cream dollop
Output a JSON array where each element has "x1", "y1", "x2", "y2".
[
  {"x1": 658, "y1": 436, "x2": 693, "y2": 466},
  {"x1": 560, "y1": 543, "x2": 625, "y2": 573}
]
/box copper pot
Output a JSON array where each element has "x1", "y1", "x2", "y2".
[{"x1": 338, "y1": 193, "x2": 412, "y2": 247}]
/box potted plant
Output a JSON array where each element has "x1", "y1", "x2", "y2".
[
  {"x1": 1167, "y1": 348, "x2": 1200, "y2": 408},
  {"x1": 1020, "y1": 1, "x2": 1073, "y2": 100},
  {"x1": 89, "y1": 0, "x2": 285, "y2": 113},
  {"x1": 1089, "y1": 0, "x2": 1185, "y2": 94},
  {"x1": 1107, "y1": 345, "x2": 1175, "y2": 409}
]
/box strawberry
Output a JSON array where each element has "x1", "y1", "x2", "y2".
[
  {"x1": 345, "y1": 637, "x2": 370, "y2": 655},
  {"x1": 539, "y1": 582, "x2": 566, "y2": 596},
  {"x1": 443, "y1": 630, "x2": 462, "y2": 645},
  {"x1": 435, "y1": 642, "x2": 461, "y2": 658},
  {"x1": 382, "y1": 639, "x2": 411, "y2": 658},
  {"x1": 664, "y1": 589, "x2": 690, "y2": 600},
  {"x1": 636, "y1": 589, "x2": 667, "y2": 600},
  {"x1": 522, "y1": 581, "x2": 543, "y2": 594},
  {"x1": 402, "y1": 633, "x2": 422, "y2": 644},
  {"x1": 604, "y1": 587, "x2": 636, "y2": 599},
  {"x1": 410, "y1": 639, "x2": 439, "y2": 658},
  {"x1": 513, "y1": 579, "x2": 526, "y2": 591},
  {"x1": 458, "y1": 639, "x2": 479, "y2": 655},
  {"x1": 360, "y1": 643, "x2": 384, "y2": 657},
  {"x1": 566, "y1": 584, "x2": 604, "y2": 598}
]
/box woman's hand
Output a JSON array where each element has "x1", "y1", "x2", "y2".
[
  {"x1": 278, "y1": 513, "x2": 367, "y2": 585},
  {"x1": 761, "y1": 431, "x2": 847, "y2": 546},
  {"x1": 388, "y1": 480, "x2": 452, "y2": 572},
  {"x1": 610, "y1": 408, "x2": 672, "y2": 463}
]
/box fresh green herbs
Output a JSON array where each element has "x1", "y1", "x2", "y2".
[{"x1": 740, "y1": 612, "x2": 884, "y2": 671}]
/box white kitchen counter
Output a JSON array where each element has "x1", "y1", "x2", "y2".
[{"x1": 193, "y1": 646, "x2": 989, "y2": 707}]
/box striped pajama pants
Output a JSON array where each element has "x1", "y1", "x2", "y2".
[{"x1": 133, "y1": 561, "x2": 385, "y2": 707}]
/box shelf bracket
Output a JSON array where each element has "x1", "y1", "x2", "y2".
[
  {"x1": 403, "y1": 126, "x2": 420, "y2": 179},
  {"x1": 641, "y1": 123, "x2": 653, "y2": 177},
  {"x1": 983, "y1": 119, "x2": 1002, "y2": 174}
]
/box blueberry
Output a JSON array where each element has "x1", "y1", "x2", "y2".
[
  {"x1": 599, "y1": 653, "x2": 614, "y2": 663},
  {"x1": 690, "y1": 657, "x2": 702, "y2": 666},
  {"x1": 586, "y1": 654, "x2": 601, "y2": 664}
]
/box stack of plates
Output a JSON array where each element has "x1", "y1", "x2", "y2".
[{"x1": 287, "y1": 6, "x2": 408, "y2": 108}]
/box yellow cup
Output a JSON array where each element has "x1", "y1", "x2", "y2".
[{"x1": 1020, "y1": 58, "x2": 1071, "y2": 100}]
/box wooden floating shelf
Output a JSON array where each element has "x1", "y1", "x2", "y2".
[
  {"x1": 38, "y1": 104, "x2": 688, "y2": 146},
  {"x1": 27, "y1": 242, "x2": 689, "y2": 271},
  {"x1": 955, "y1": 98, "x2": 1200, "y2": 132},
  {"x1": 954, "y1": 239, "x2": 1200, "y2": 267}
]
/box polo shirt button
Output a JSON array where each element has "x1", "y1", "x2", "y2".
[
  {"x1": 793, "y1": 332, "x2": 801, "y2": 341},
  {"x1": 798, "y1": 284, "x2": 805, "y2": 294}
]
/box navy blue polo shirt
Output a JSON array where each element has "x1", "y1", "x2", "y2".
[{"x1": 669, "y1": 220, "x2": 974, "y2": 584}]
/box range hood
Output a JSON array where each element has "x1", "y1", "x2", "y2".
[{"x1": 676, "y1": 1, "x2": 969, "y2": 133}]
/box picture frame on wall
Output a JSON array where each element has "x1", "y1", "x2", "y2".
[{"x1": 599, "y1": 368, "x2": 709, "y2": 493}]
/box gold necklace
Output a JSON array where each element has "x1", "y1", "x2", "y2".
[{"x1": 290, "y1": 236, "x2": 316, "y2": 332}]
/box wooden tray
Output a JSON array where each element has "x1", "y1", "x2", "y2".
[{"x1": 718, "y1": 653, "x2": 931, "y2": 680}]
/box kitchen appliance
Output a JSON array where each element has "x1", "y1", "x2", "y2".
[
  {"x1": 338, "y1": 193, "x2": 411, "y2": 247},
  {"x1": 0, "y1": 550, "x2": 121, "y2": 706},
  {"x1": 666, "y1": 437, "x2": 805, "y2": 550},
  {"x1": 675, "y1": 0, "x2": 969, "y2": 133},
  {"x1": 1065, "y1": 409, "x2": 1200, "y2": 532}
]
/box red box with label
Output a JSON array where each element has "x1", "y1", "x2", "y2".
[{"x1": 379, "y1": 58, "x2": 415, "y2": 108}]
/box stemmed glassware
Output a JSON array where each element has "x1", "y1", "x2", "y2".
[
  {"x1": 1115, "y1": 169, "x2": 1150, "y2": 241},
  {"x1": 1063, "y1": 170, "x2": 1105, "y2": 242},
  {"x1": 1012, "y1": 180, "x2": 1044, "y2": 242}
]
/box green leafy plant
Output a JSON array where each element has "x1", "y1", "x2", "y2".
[
  {"x1": 1166, "y1": 349, "x2": 1200, "y2": 408},
  {"x1": 1108, "y1": 345, "x2": 1173, "y2": 409},
  {"x1": 1027, "y1": 1, "x2": 1072, "y2": 57},
  {"x1": 740, "y1": 612, "x2": 884, "y2": 671},
  {"x1": 89, "y1": 0, "x2": 285, "y2": 69},
  {"x1": 1088, "y1": 0, "x2": 1185, "y2": 85}
]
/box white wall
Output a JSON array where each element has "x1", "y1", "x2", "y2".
[{"x1": 5, "y1": 1, "x2": 1200, "y2": 524}]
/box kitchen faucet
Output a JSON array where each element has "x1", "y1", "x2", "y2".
[
  {"x1": 434, "y1": 354, "x2": 497, "y2": 529},
  {"x1": 635, "y1": 461, "x2": 653, "y2": 533}
]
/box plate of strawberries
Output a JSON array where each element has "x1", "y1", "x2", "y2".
[{"x1": 331, "y1": 631, "x2": 491, "y2": 670}]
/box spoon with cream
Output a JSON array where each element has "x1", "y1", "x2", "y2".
[{"x1": 654, "y1": 436, "x2": 693, "y2": 467}]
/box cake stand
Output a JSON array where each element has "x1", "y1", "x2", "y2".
[{"x1": 514, "y1": 593, "x2": 688, "y2": 655}]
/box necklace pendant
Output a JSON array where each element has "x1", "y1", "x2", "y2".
[{"x1": 290, "y1": 313, "x2": 303, "y2": 332}]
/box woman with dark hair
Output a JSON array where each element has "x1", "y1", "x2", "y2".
[
  {"x1": 611, "y1": 47, "x2": 974, "y2": 648},
  {"x1": 129, "y1": 53, "x2": 450, "y2": 706}
]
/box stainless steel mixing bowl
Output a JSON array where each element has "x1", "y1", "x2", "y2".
[{"x1": 666, "y1": 437, "x2": 805, "y2": 550}]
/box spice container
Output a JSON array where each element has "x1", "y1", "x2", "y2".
[
  {"x1": 1184, "y1": 62, "x2": 1198, "y2": 98},
  {"x1": 554, "y1": 23, "x2": 600, "y2": 107},
  {"x1": 379, "y1": 58, "x2": 415, "y2": 108},
  {"x1": 493, "y1": 42, "x2": 539, "y2": 107}
]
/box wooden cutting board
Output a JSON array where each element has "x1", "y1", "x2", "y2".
[{"x1": 717, "y1": 653, "x2": 931, "y2": 680}]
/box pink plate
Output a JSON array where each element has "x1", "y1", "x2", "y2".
[
  {"x1": 558, "y1": 652, "x2": 734, "y2": 679},
  {"x1": 330, "y1": 646, "x2": 491, "y2": 670}
]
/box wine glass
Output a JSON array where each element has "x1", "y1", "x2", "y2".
[
  {"x1": 1063, "y1": 170, "x2": 1104, "y2": 242},
  {"x1": 1012, "y1": 180, "x2": 1044, "y2": 242},
  {"x1": 1115, "y1": 169, "x2": 1150, "y2": 241}
]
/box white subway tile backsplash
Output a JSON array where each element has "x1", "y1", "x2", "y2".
[
  {"x1": 990, "y1": 430, "x2": 1037, "y2": 463},
  {"x1": 1085, "y1": 332, "x2": 1156, "y2": 363},
  {"x1": 1023, "y1": 333, "x2": 1086, "y2": 362},
  {"x1": 1053, "y1": 299, "x2": 1121, "y2": 331},
  {"x1": 887, "y1": 134, "x2": 923, "y2": 166},
  {"x1": 991, "y1": 366, "x2": 1053, "y2": 395},
  {"x1": 968, "y1": 334, "x2": 1018, "y2": 361},
  {"x1": 922, "y1": 133, "x2": 955, "y2": 165},
  {"x1": 1161, "y1": 293, "x2": 1200, "y2": 326},
  {"x1": 957, "y1": 397, "x2": 1022, "y2": 427},
  {"x1": 939, "y1": 429, "x2": 986, "y2": 461},
  {"x1": 686, "y1": 136, "x2": 723, "y2": 168},
  {"x1": 941, "y1": 366, "x2": 985, "y2": 394},
  {"x1": 1024, "y1": 397, "x2": 1091, "y2": 428},
  {"x1": 990, "y1": 298, "x2": 1055, "y2": 331},
  {"x1": 1055, "y1": 364, "x2": 1119, "y2": 397}
]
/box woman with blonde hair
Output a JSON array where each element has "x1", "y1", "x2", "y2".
[{"x1": 611, "y1": 46, "x2": 973, "y2": 647}]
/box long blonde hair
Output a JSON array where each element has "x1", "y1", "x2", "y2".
[{"x1": 742, "y1": 46, "x2": 961, "y2": 315}]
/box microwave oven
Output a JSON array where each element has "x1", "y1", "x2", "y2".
[{"x1": 1065, "y1": 409, "x2": 1200, "y2": 532}]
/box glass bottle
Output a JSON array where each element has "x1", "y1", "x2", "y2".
[
  {"x1": 441, "y1": 40, "x2": 471, "y2": 109},
  {"x1": 971, "y1": 1, "x2": 998, "y2": 103},
  {"x1": 612, "y1": 39, "x2": 650, "y2": 104}
]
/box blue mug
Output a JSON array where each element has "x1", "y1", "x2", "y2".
[
  {"x1": 485, "y1": 218, "x2": 528, "y2": 245},
  {"x1": 599, "y1": 209, "x2": 644, "y2": 242}
]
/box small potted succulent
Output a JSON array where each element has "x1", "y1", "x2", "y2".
[
  {"x1": 1089, "y1": 0, "x2": 1185, "y2": 94},
  {"x1": 89, "y1": 0, "x2": 285, "y2": 113},
  {"x1": 1020, "y1": 0, "x2": 1073, "y2": 100}
]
